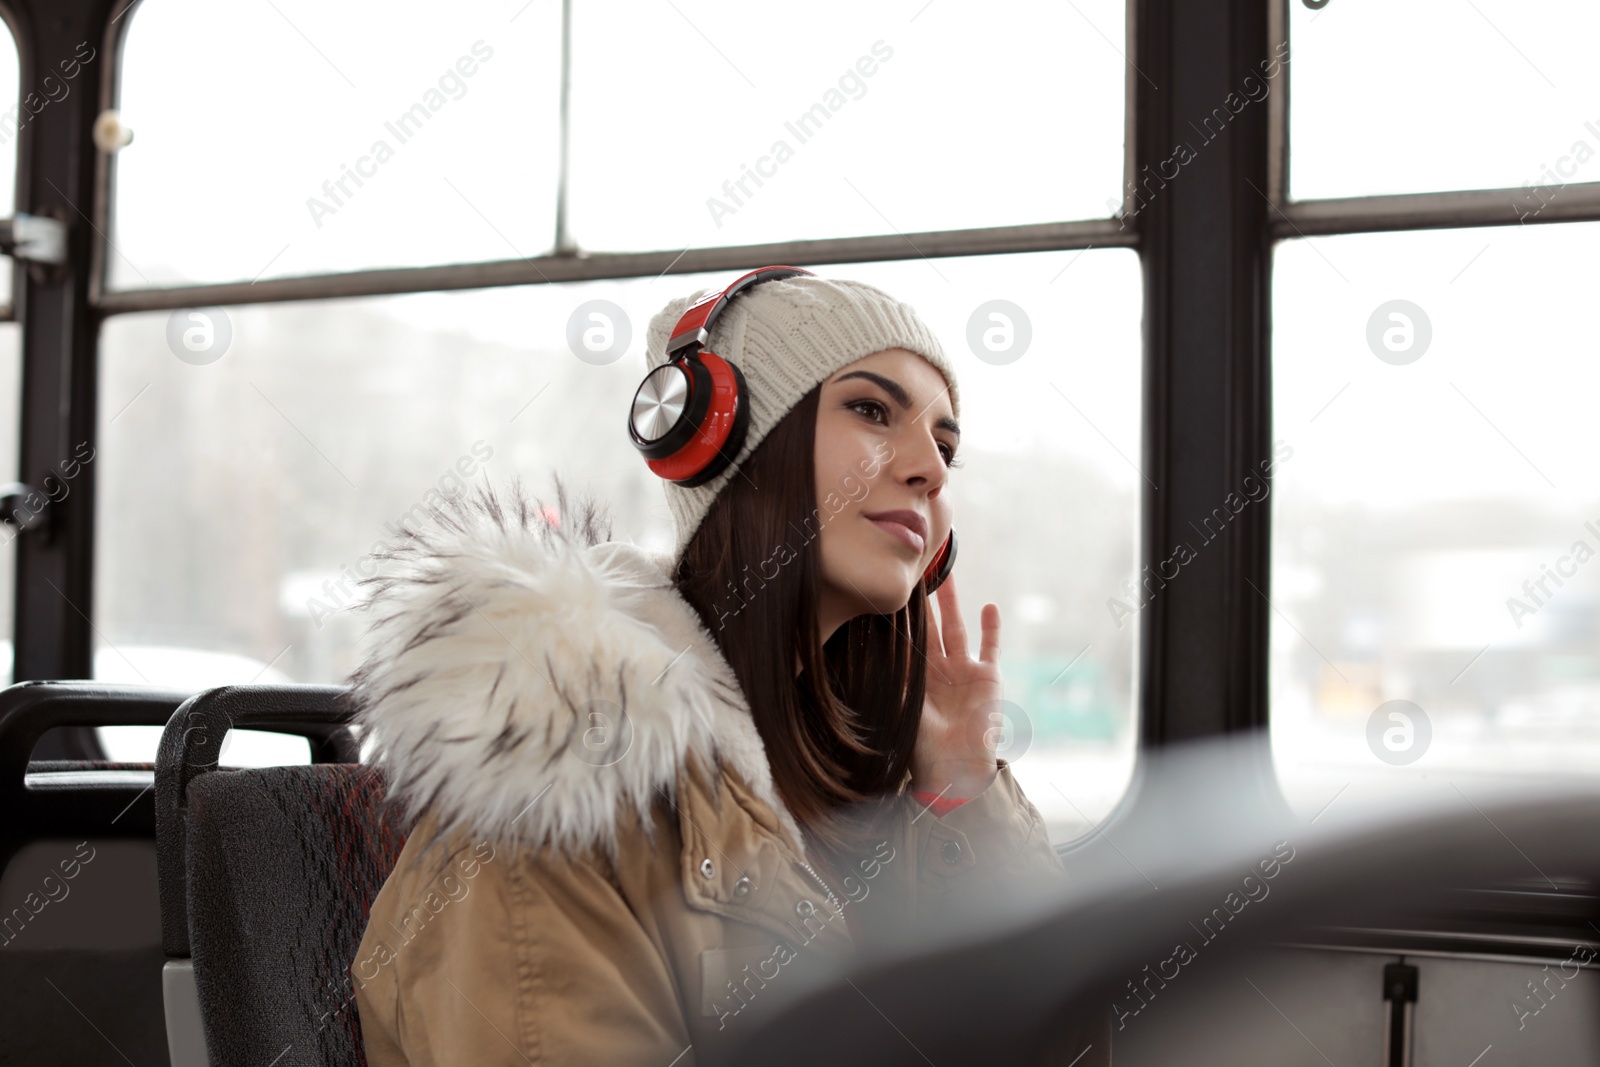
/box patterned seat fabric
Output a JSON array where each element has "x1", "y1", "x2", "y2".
[{"x1": 185, "y1": 764, "x2": 409, "y2": 1067}]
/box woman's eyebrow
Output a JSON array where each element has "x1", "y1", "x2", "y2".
[{"x1": 833, "y1": 370, "x2": 961, "y2": 438}]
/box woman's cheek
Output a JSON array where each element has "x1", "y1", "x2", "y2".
[
  {"x1": 933, "y1": 500, "x2": 955, "y2": 544},
  {"x1": 813, "y1": 417, "x2": 853, "y2": 502}
]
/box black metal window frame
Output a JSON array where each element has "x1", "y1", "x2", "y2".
[{"x1": 7, "y1": 0, "x2": 1600, "y2": 752}]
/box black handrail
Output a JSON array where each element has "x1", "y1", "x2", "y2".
[{"x1": 0, "y1": 681, "x2": 196, "y2": 872}]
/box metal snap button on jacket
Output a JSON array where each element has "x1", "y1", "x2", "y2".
[
  {"x1": 941, "y1": 840, "x2": 964, "y2": 866},
  {"x1": 699, "y1": 858, "x2": 715, "y2": 879},
  {"x1": 732, "y1": 876, "x2": 752, "y2": 900},
  {"x1": 795, "y1": 899, "x2": 816, "y2": 917}
]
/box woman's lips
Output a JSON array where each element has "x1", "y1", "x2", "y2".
[{"x1": 867, "y1": 516, "x2": 926, "y2": 554}]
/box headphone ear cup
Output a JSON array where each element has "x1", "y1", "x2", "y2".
[
  {"x1": 634, "y1": 352, "x2": 749, "y2": 487},
  {"x1": 673, "y1": 356, "x2": 749, "y2": 488},
  {"x1": 630, "y1": 358, "x2": 713, "y2": 460},
  {"x1": 634, "y1": 265, "x2": 812, "y2": 485},
  {"x1": 922, "y1": 528, "x2": 957, "y2": 594}
]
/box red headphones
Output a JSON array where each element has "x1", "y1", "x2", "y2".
[{"x1": 628, "y1": 265, "x2": 956, "y2": 593}]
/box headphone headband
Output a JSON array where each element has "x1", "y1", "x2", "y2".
[{"x1": 665, "y1": 265, "x2": 814, "y2": 358}]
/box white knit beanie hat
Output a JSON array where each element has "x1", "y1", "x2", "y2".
[{"x1": 642, "y1": 274, "x2": 961, "y2": 568}]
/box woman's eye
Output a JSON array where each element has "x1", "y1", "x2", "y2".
[
  {"x1": 849, "y1": 398, "x2": 961, "y2": 467},
  {"x1": 849, "y1": 399, "x2": 889, "y2": 423}
]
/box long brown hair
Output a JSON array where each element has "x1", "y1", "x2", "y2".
[{"x1": 673, "y1": 384, "x2": 932, "y2": 858}]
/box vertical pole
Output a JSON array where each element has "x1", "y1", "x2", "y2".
[
  {"x1": 13, "y1": 0, "x2": 107, "y2": 682},
  {"x1": 552, "y1": 0, "x2": 576, "y2": 255},
  {"x1": 1134, "y1": 0, "x2": 1275, "y2": 742}
]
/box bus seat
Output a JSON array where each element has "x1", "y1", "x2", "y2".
[
  {"x1": 154, "y1": 685, "x2": 371, "y2": 1066},
  {"x1": 185, "y1": 763, "x2": 408, "y2": 1066},
  {"x1": 1, "y1": 681, "x2": 194, "y2": 1066}
]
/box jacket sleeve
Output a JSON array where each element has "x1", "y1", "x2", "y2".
[
  {"x1": 908, "y1": 790, "x2": 972, "y2": 818},
  {"x1": 355, "y1": 839, "x2": 693, "y2": 1067},
  {"x1": 842, "y1": 759, "x2": 1066, "y2": 948},
  {"x1": 838, "y1": 766, "x2": 1110, "y2": 1064}
]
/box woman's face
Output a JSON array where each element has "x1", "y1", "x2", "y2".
[{"x1": 812, "y1": 348, "x2": 959, "y2": 639}]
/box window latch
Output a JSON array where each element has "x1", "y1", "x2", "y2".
[
  {"x1": 1382, "y1": 960, "x2": 1419, "y2": 1067},
  {"x1": 0, "y1": 213, "x2": 68, "y2": 266},
  {"x1": 0, "y1": 482, "x2": 49, "y2": 534}
]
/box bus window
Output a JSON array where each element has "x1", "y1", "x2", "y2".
[
  {"x1": 1289, "y1": 0, "x2": 1600, "y2": 200},
  {"x1": 109, "y1": 0, "x2": 561, "y2": 287},
  {"x1": 95, "y1": 249, "x2": 1142, "y2": 843},
  {"x1": 1271, "y1": 222, "x2": 1600, "y2": 816},
  {"x1": 565, "y1": 0, "x2": 1126, "y2": 251}
]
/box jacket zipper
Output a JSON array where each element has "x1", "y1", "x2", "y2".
[{"x1": 795, "y1": 855, "x2": 843, "y2": 915}]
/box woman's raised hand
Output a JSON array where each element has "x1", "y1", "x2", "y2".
[{"x1": 910, "y1": 572, "x2": 1003, "y2": 801}]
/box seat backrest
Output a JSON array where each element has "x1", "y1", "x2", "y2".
[
  {"x1": 152, "y1": 684, "x2": 401, "y2": 1067},
  {"x1": 185, "y1": 763, "x2": 409, "y2": 1067},
  {"x1": 155, "y1": 684, "x2": 360, "y2": 960},
  {"x1": 0, "y1": 681, "x2": 194, "y2": 1067}
]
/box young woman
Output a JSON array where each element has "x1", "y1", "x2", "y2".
[{"x1": 347, "y1": 270, "x2": 1066, "y2": 1066}]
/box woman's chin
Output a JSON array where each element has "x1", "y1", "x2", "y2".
[{"x1": 841, "y1": 569, "x2": 919, "y2": 615}]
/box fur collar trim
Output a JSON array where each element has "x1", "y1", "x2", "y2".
[{"x1": 348, "y1": 483, "x2": 803, "y2": 856}]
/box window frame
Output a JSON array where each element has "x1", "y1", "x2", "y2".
[
  {"x1": 0, "y1": 2, "x2": 21, "y2": 323},
  {"x1": 86, "y1": 0, "x2": 1137, "y2": 313},
  {"x1": 12, "y1": 0, "x2": 1598, "y2": 765}
]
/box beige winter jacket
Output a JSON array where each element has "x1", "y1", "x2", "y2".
[{"x1": 345, "y1": 491, "x2": 1090, "y2": 1066}]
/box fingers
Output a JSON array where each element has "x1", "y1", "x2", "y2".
[
  {"x1": 931, "y1": 577, "x2": 1003, "y2": 665},
  {"x1": 978, "y1": 602, "x2": 1001, "y2": 666},
  {"x1": 935, "y1": 574, "x2": 968, "y2": 660}
]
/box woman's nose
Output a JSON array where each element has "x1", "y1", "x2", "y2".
[{"x1": 899, "y1": 431, "x2": 948, "y2": 490}]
